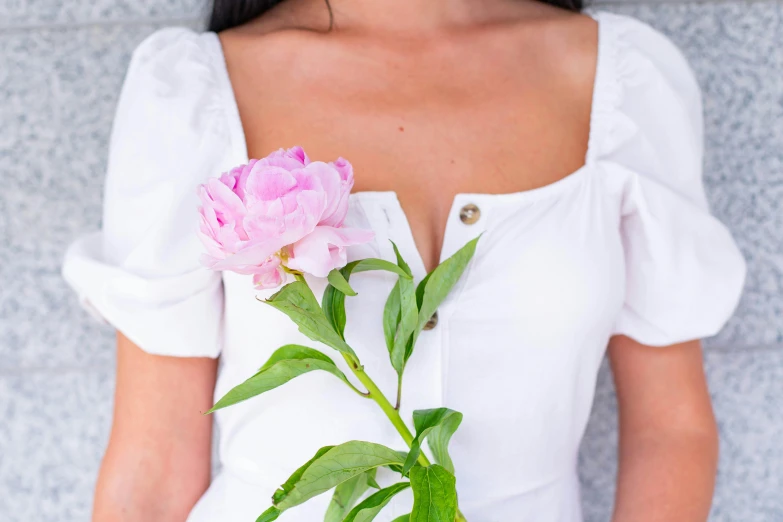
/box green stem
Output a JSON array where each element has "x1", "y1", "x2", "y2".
[
  {"x1": 345, "y1": 357, "x2": 470, "y2": 521},
  {"x1": 342, "y1": 353, "x2": 430, "y2": 467},
  {"x1": 395, "y1": 374, "x2": 403, "y2": 410}
]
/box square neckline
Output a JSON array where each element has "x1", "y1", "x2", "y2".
[
  {"x1": 206, "y1": 11, "x2": 612, "y2": 274},
  {"x1": 206, "y1": 10, "x2": 611, "y2": 205}
]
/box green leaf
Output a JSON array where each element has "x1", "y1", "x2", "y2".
[
  {"x1": 256, "y1": 506, "x2": 282, "y2": 522},
  {"x1": 366, "y1": 473, "x2": 381, "y2": 490},
  {"x1": 324, "y1": 469, "x2": 377, "y2": 522},
  {"x1": 382, "y1": 281, "x2": 401, "y2": 353},
  {"x1": 402, "y1": 409, "x2": 463, "y2": 475},
  {"x1": 386, "y1": 463, "x2": 404, "y2": 475},
  {"x1": 328, "y1": 269, "x2": 357, "y2": 296},
  {"x1": 390, "y1": 241, "x2": 412, "y2": 277},
  {"x1": 414, "y1": 273, "x2": 431, "y2": 310},
  {"x1": 207, "y1": 345, "x2": 351, "y2": 413},
  {"x1": 391, "y1": 277, "x2": 417, "y2": 373},
  {"x1": 265, "y1": 281, "x2": 356, "y2": 358},
  {"x1": 426, "y1": 411, "x2": 463, "y2": 475},
  {"x1": 272, "y1": 445, "x2": 335, "y2": 505},
  {"x1": 274, "y1": 441, "x2": 406, "y2": 510},
  {"x1": 388, "y1": 243, "x2": 418, "y2": 376},
  {"x1": 344, "y1": 258, "x2": 412, "y2": 279},
  {"x1": 413, "y1": 237, "x2": 480, "y2": 346},
  {"x1": 342, "y1": 482, "x2": 411, "y2": 522},
  {"x1": 322, "y1": 270, "x2": 350, "y2": 339},
  {"x1": 323, "y1": 258, "x2": 414, "y2": 341},
  {"x1": 409, "y1": 465, "x2": 457, "y2": 522},
  {"x1": 391, "y1": 515, "x2": 410, "y2": 522}
]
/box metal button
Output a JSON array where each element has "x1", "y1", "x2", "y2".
[
  {"x1": 423, "y1": 311, "x2": 439, "y2": 330},
  {"x1": 459, "y1": 204, "x2": 481, "y2": 225}
]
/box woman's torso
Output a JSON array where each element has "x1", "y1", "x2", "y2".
[{"x1": 196, "y1": 7, "x2": 615, "y2": 521}]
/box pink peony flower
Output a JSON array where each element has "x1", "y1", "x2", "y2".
[{"x1": 197, "y1": 146, "x2": 374, "y2": 289}]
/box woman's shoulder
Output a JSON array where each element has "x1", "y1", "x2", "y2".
[
  {"x1": 128, "y1": 27, "x2": 222, "y2": 80},
  {"x1": 592, "y1": 11, "x2": 699, "y2": 91},
  {"x1": 587, "y1": 11, "x2": 703, "y2": 139},
  {"x1": 117, "y1": 27, "x2": 232, "y2": 121},
  {"x1": 116, "y1": 27, "x2": 236, "y2": 142},
  {"x1": 580, "y1": 12, "x2": 709, "y2": 208},
  {"x1": 106, "y1": 26, "x2": 242, "y2": 197}
]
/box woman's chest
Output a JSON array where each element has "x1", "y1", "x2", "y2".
[{"x1": 228, "y1": 38, "x2": 592, "y2": 272}]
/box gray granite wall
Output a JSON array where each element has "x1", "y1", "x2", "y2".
[{"x1": 0, "y1": 1, "x2": 780, "y2": 520}]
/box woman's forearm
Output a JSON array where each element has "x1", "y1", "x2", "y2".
[
  {"x1": 612, "y1": 428, "x2": 718, "y2": 522},
  {"x1": 92, "y1": 444, "x2": 209, "y2": 521},
  {"x1": 92, "y1": 333, "x2": 217, "y2": 521},
  {"x1": 608, "y1": 337, "x2": 719, "y2": 522}
]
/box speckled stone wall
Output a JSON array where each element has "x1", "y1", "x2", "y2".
[{"x1": 0, "y1": 1, "x2": 780, "y2": 521}]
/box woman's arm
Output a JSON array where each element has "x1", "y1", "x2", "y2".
[
  {"x1": 608, "y1": 336, "x2": 718, "y2": 522},
  {"x1": 93, "y1": 332, "x2": 218, "y2": 521}
]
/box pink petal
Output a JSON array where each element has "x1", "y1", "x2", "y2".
[
  {"x1": 287, "y1": 226, "x2": 375, "y2": 277},
  {"x1": 228, "y1": 159, "x2": 256, "y2": 200},
  {"x1": 252, "y1": 257, "x2": 284, "y2": 289},
  {"x1": 330, "y1": 157, "x2": 354, "y2": 184},
  {"x1": 215, "y1": 225, "x2": 245, "y2": 252},
  {"x1": 218, "y1": 170, "x2": 238, "y2": 191},
  {"x1": 246, "y1": 165, "x2": 298, "y2": 201},
  {"x1": 304, "y1": 162, "x2": 344, "y2": 226},
  {"x1": 258, "y1": 147, "x2": 310, "y2": 170},
  {"x1": 206, "y1": 178, "x2": 246, "y2": 221},
  {"x1": 288, "y1": 146, "x2": 310, "y2": 165},
  {"x1": 208, "y1": 240, "x2": 285, "y2": 272},
  {"x1": 202, "y1": 179, "x2": 250, "y2": 243},
  {"x1": 321, "y1": 159, "x2": 355, "y2": 227},
  {"x1": 197, "y1": 216, "x2": 226, "y2": 259},
  {"x1": 198, "y1": 201, "x2": 220, "y2": 235},
  {"x1": 244, "y1": 213, "x2": 284, "y2": 241},
  {"x1": 292, "y1": 167, "x2": 324, "y2": 193},
  {"x1": 253, "y1": 270, "x2": 284, "y2": 289},
  {"x1": 290, "y1": 190, "x2": 327, "y2": 236},
  {"x1": 199, "y1": 252, "x2": 222, "y2": 269}
]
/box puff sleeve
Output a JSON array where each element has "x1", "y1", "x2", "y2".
[
  {"x1": 61, "y1": 28, "x2": 235, "y2": 357},
  {"x1": 597, "y1": 14, "x2": 747, "y2": 346}
]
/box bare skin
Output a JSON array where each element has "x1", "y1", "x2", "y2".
[
  {"x1": 95, "y1": 1, "x2": 718, "y2": 520},
  {"x1": 93, "y1": 333, "x2": 216, "y2": 520}
]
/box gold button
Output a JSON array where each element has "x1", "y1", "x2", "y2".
[
  {"x1": 423, "y1": 311, "x2": 439, "y2": 330},
  {"x1": 459, "y1": 204, "x2": 481, "y2": 225}
]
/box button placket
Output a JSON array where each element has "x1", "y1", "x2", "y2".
[
  {"x1": 442, "y1": 198, "x2": 487, "y2": 285},
  {"x1": 429, "y1": 197, "x2": 487, "y2": 407}
]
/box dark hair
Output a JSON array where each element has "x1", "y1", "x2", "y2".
[{"x1": 209, "y1": 0, "x2": 583, "y2": 33}]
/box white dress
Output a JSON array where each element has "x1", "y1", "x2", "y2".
[{"x1": 61, "y1": 11, "x2": 747, "y2": 522}]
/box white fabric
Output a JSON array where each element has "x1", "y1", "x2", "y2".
[{"x1": 61, "y1": 12, "x2": 747, "y2": 522}]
